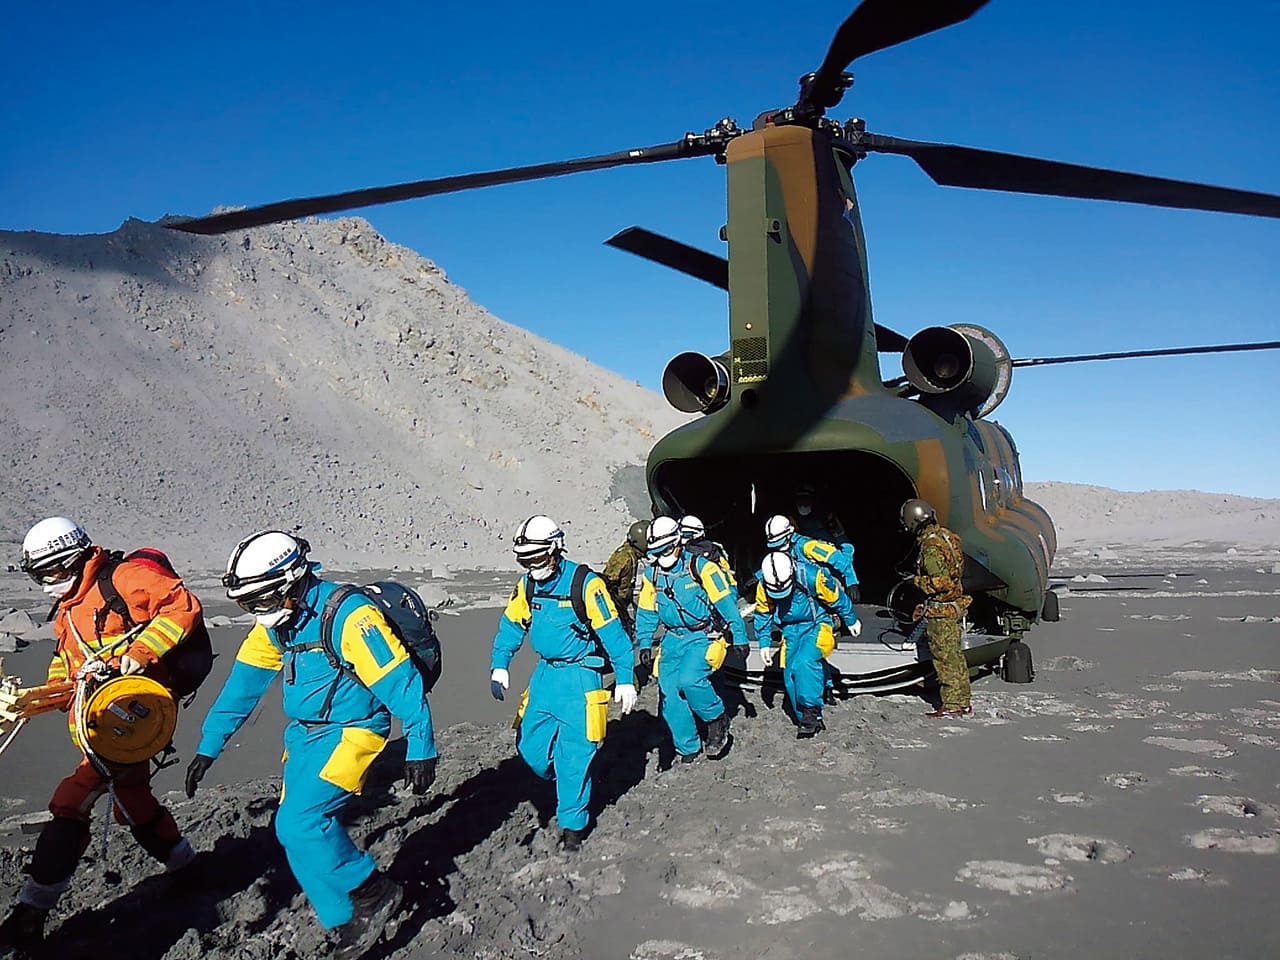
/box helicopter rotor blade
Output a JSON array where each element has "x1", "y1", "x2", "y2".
[
  {"x1": 860, "y1": 134, "x2": 1280, "y2": 218},
  {"x1": 802, "y1": 0, "x2": 991, "y2": 111},
  {"x1": 606, "y1": 227, "x2": 727, "y2": 289},
  {"x1": 166, "y1": 139, "x2": 717, "y2": 235},
  {"x1": 604, "y1": 226, "x2": 911, "y2": 352},
  {"x1": 1011, "y1": 340, "x2": 1280, "y2": 368}
]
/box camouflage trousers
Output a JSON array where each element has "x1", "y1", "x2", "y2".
[{"x1": 925, "y1": 616, "x2": 971, "y2": 710}]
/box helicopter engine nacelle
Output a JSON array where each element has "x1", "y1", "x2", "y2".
[
  {"x1": 663, "y1": 351, "x2": 731, "y2": 415},
  {"x1": 902, "y1": 324, "x2": 1012, "y2": 418}
]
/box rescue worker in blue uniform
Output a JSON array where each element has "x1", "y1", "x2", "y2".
[
  {"x1": 765, "y1": 514, "x2": 861, "y2": 704},
  {"x1": 184, "y1": 531, "x2": 437, "y2": 960},
  {"x1": 489, "y1": 515, "x2": 637, "y2": 852},
  {"x1": 765, "y1": 513, "x2": 858, "y2": 600},
  {"x1": 754, "y1": 552, "x2": 859, "y2": 738},
  {"x1": 635, "y1": 516, "x2": 746, "y2": 763}
]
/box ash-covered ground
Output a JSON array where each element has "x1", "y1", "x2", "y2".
[{"x1": 0, "y1": 556, "x2": 1278, "y2": 960}]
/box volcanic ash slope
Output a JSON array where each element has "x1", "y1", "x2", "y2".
[{"x1": 0, "y1": 217, "x2": 683, "y2": 569}]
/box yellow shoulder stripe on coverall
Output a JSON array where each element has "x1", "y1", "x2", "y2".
[
  {"x1": 237, "y1": 625, "x2": 284, "y2": 671},
  {"x1": 637, "y1": 574, "x2": 658, "y2": 611},
  {"x1": 503, "y1": 578, "x2": 533, "y2": 627},
  {"x1": 815, "y1": 569, "x2": 840, "y2": 604},
  {"x1": 697, "y1": 561, "x2": 730, "y2": 603},
  {"x1": 339, "y1": 606, "x2": 409, "y2": 687},
  {"x1": 582, "y1": 576, "x2": 620, "y2": 629}
]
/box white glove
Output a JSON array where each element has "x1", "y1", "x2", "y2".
[
  {"x1": 614, "y1": 683, "x2": 638, "y2": 714},
  {"x1": 119, "y1": 655, "x2": 146, "y2": 675},
  {"x1": 759, "y1": 646, "x2": 775, "y2": 668},
  {"x1": 489, "y1": 668, "x2": 510, "y2": 701},
  {"x1": 848, "y1": 619, "x2": 862, "y2": 638}
]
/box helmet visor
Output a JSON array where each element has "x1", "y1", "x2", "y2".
[
  {"x1": 21, "y1": 556, "x2": 83, "y2": 586},
  {"x1": 233, "y1": 584, "x2": 292, "y2": 615},
  {"x1": 515, "y1": 551, "x2": 556, "y2": 571}
]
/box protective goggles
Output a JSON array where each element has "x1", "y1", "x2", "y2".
[
  {"x1": 515, "y1": 551, "x2": 557, "y2": 571},
  {"x1": 232, "y1": 584, "x2": 292, "y2": 615},
  {"x1": 21, "y1": 557, "x2": 83, "y2": 586},
  {"x1": 648, "y1": 543, "x2": 681, "y2": 564}
]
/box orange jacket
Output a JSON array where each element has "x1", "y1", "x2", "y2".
[{"x1": 46, "y1": 547, "x2": 204, "y2": 692}]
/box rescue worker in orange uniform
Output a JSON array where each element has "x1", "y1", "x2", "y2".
[{"x1": 0, "y1": 518, "x2": 203, "y2": 954}]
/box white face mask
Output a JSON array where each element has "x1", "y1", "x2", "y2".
[
  {"x1": 656, "y1": 549, "x2": 680, "y2": 570},
  {"x1": 255, "y1": 607, "x2": 294, "y2": 629},
  {"x1": 528, "y1": 556, "x2": 560, "y2": 581},
  {"x1": 43, "y1": 578, "x2": 75, "y2": 599},
  {"x1": 797, "y1": 503, "x2": 813, "y2": 517}
]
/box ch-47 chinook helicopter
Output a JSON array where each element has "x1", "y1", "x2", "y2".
[{"x1": 168, "y1": 0, "x2": 1280, "y2": 693}]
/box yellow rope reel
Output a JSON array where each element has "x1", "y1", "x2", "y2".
[{"x1": 80, "y1": 675, "x2": 177, "y2": 765}]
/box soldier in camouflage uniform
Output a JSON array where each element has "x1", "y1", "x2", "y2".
[
  {"x1": 901, "y1": 499, "x2": 972, "y2": 718},
  {"x1": 602, "y1": 520, "x2": 648, "y2": 631}
]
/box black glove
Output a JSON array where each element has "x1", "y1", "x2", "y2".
[
  {"x1": 490, "y1": 680, "x2": 506, "y2": 701},
  {"x1": 846, "y1": 584, "x2": 861, "y2": 604},
  {"x1": 638, "y1": 647, "x2": 653, "y2": 669},
  {"x1": 404, "y1": 758, "x2": 437, "y2": 795},
  {"x1": 185, "y1": 754, "x2": 214, "y2": 798},
  {"x1": 732, "y1": 643, "x2": 750, "y2": 659}
]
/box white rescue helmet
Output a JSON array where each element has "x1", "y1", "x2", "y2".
[
  {"x1": 223, "y1": 530, "x2": 311, "y2": 614},
  {"x1": 764, "y1": 514, "x2": 796, "y2": 550},
  {"x1": 21, "y1": 517, "x2": 93, "y2": 585},
  {"x1": 646, "y1": 516, "x2": 683, "y2": 568},
  {"x1": 678, "y1": 515, "x2": 705, "y2": 543},
  {"x1": 760, "y1": 551, "x2": 796, "y2": 599},
  {"x1": 512, "y1": 515, "x2": 565, "y2": 569}
]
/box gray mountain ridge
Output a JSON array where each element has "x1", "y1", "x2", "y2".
[{"x1": 0, "y1": 216, "x2": 685, "y2": 571}]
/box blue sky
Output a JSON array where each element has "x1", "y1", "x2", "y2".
[{"x1": 3, "y1": 0, "x2": 1278, "y2": 496}]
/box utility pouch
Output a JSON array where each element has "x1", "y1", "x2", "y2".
[
  {"x1": 816, "y1": 623, "x2": 836, "y2": 658},
  {"x1": 585, "y1": 688, "x2": 610, "y2": 743},
  {"x1": 779, "y1": 639, "x2": 788, "y2": 670},
  {"x1": 705, "y1": 636, "x2": 728, "y2": 671},
  {"x1": 512, "y1": 688, "x2": 531, "y2": 730},
  {"x1": 652, "y1": 648, "x2": 662, "y2": 679},
  {"x1": 318, "y1": 726, "x2": 387, "y2": 794}
]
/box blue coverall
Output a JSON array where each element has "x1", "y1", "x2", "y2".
[
  {"x1": 197, "y1": 573, "x2": 436, "y2": 929},
  {"x1": 753, "y1": 560, "x2": 858, "y2": 722},
  {"x1": 636, "y1": 550, "x2": 747, "y2": 757},
  {"x1": 490, "y1": 559, "x2": 635, "y2": 833},
  {"x1": 784, "y1": 534, "x2": 858, "y2": 696}
]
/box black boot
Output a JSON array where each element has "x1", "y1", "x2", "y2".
[
  {"x1": 704, "y1": 713, "x2": 730, "y2": 757},
  {"x1": 560, "y1": 827, "x2": 587, "y2": 852},
  {"x1": 797, "y1": 708, "x2": 826, "y2": 740},
  {"x1": 335, "y1": 871, "x2": 403, "y2": 960},
  {"x1": 0, "y1": 903, "x2": 47, "y2": 956}
]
